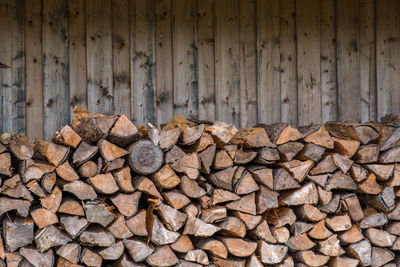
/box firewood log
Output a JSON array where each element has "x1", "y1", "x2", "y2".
[
  {"x1": 251, "y1": 220, "x2": 276, "y2": 243},
  {"x1": 183, "y1": 216, "x2": 220, "y2": 237},
  {"x1": 179, "y1": 124, "x2": 204, "y2": 146},
  {"x1": 150, "y1": 216, "x2": 180, "y2": 245},
  {"x1": 307, "y1": 220, "x2": 332, "y2": 240},
  {"x1": 165, "y1": 145, "x2": 186, "y2": 164},
  {"x1": 273, "y1": 168, "x2": 300, "y2": 190},
  {"x1": 201, "y1": 206, "x2": 227, "y2": 223},
  {"x1": 358, "y1": 173, "x2": 383, "y2": 194},
  {"x1": 199, "y1": 144, "x2": 216, "y2": 174},
  {"x1": 107, "y1": 214, "x2": 133, "y2": 239},
  {"x1": 169, "y1": 235, "x2": 193, "y2": 253},
  {"x1": 80, "y1": 248, "x2": 102, "y2": 267},
  {"x1": 129, "y1": 140, "x2": 163, "y2": 175},
  {"x1": 84, "y1": 202, "x2": 115, "y2": 227},
  {"x1": 35, "y1": 225, "x2": 71, "y2": 252},
  {"x1": 279, "y1": 182, "x2": 318, "y2": 206},
  {"x1": 226, "y1": 192, "x2": 256, "y2": 215},
  {"x1": 338, "y1": 225, "x2": 365, "y2": 245},
  {"x1": 318, "y1": 234, "x2": 344, "y2": 256},
  {"x1": 231, "y1": 128, "x2": 274, "y2": 148},
  {"x1": 147, "y1": 245, "x2": 179, "y2": 266},
  {"x1": 19, "y1": 246, "x2": 54, "y2": 267},
  {"x1": 309, "y1": 155, "x2": 337, "y2": 175},
  {"x1": 78, "y1": 225, "x2": 114, "y2": 247},
  {"x1": 196, "y1": 239, "x2": 228, "y2": 259},
  {"x1": 56, "y1": 242, "x2": 81, "y2": 264},
  {"x1": 303, "y1": 125, "x2": 334, "y2": 149},
  {"x1": 278, "y1": 160, "x2": 313, "y2": 183},
  {"x1": 212, "y1": 256, "x2": 246, "y2": 267},
  {"x1": 3, "y1": 217, "x2": 34, "y2": 252},
  {"x1": 110, "y1": 192, "x2": 141, "y2": 217},
  {"x1": 71, "y1": 109, "x2": 117, "y2": 142},
  {"x1": 98, "y1": 241, "x2": 124, "y2": 261},
  {"x1": 295, "y1": 204, "x2": 327, "y2": 222},
  {"x1": 297, "y1": 142, "x2": 325, "y2": 161},
  {"x1": 0, "y1": 153, "x2": 12, "y2": 176},
  {"x1": 355, "y1": 144, "x2": 380, "y2": 163},
  {"x1": 266, "y1": 207, "x2": 296, "y2": 227},
  {"x1": 8, "y1": 134, "x2": 34, "y2": 160},
  {"x1": 63, "y1": 181, "x2": 97, "y2": 200},
  {"x1": 257, "y1": 241, "x2": 288, "y2": 264},
  {"x1": 295, "y1": 251, "x2": 329, "y2": 266},
  {"x1": 59, "y1": 215, "x2": 88, "y2": 238},
  {"x1": 184, "y1": 249, "x2": 209, "y2": 265},
  {"x1": 30, "y1": 208, "x2": 58, "y2": 229},
  {"x1": 219, "y1": 237, "x2": 257, "y2": 257},
  {"x1": 180, "y1": 176, "x2": 206, "y2": 198},
  {"x1": 366, "y1": 228, "x2": 396, "y2": 247},
  {"x1": 153, "y1": 164, "x2": 180, "y2": 189},
  {"x1": 157, "y1": 203, "x2": 187, "y2": 231},
  {"x1": 247, "y1": 165, "x2": 274, "y2": 189},
  {"x1": 0, "y1": 197, "x2": 31, "y2": 217},
  {"x1": 371, "y1": 247, "x2": 395, "y2": 267},
  {"x1": 133, "y1": 176, "x2": 163, "y2": 199},
  {"x1": 35, "y1": 140, "x2": 69, "y2": 166},
  {"x1": 346, "y1": 240, "x2": 372, "y2": 266},
  {"x1": 126, "y1": 209, "x2": 148, "y2": 237},
  {"x1": 290, "y1": 221, "x2": 313, "y2": 236},
  {"x1": 218, "y1": 216, "x2": 246, "y2": 238},
  {"x1": 53, "y1": 125, "x2": 82, "y2": 149},
  {"x1": 255, "y1": 147, "x2": 280, "y2": 164},
  {"x1": 278, "y1": 142, "x2": 304, "y2": 161},
  {"x1": 326, "y1": 214, "x2": 352, "y2": 232},
  {"x1": 213, "y1": 149, "x2": 233, "y2": 169},
  {"x1": 285, "y1": 233, "x2": 315, "y2": 251},
  {"x1": 107, "y1": 114, "x2": 138, "y2": 146}
]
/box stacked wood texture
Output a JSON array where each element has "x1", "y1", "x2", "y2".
[{"x1": 0, "y1": 109, "x2": 400, "y2": 266}]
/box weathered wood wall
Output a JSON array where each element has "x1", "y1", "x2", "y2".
[{"x1": 0, "y1": 0, "x2": 399, "y2": 140}]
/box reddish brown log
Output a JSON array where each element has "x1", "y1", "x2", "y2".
[{"x1": 53, "y1": 125, "x2": 82, "y2": 149}]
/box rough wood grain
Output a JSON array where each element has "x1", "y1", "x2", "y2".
[{"x1": 86, "y1": 0, "x2": 113, "y2": 115}]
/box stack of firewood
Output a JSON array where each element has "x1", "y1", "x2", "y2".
[{"x1": 0, "y1": 109, "x2": 399, "y2": 267}]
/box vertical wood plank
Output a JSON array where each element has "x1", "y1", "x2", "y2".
[
  {"x1": 43, "y1": 0, "x2": 69, "y2": 139},
  {"x1": 279, "y1": 0, "x2": 297, "y2": 126},
  {"x1": 112, "y1": 0, "x2": 131, "y2": 118},
  {"x1": 69, "y1": 0, "x2": 87, "y2": 114},
  {"x1": 320, "y1": 0, "x2": 337, "y2": 122},
  {"x1": 131, "y1": 0, "x2": 156, "y2": 125},
  {"x1": 239, "y1": 0, "x2": 257, "y2": 127},
  {"x1": 173, "y1": 0, "x2": 198, "y2": 119},
  {"x1": 337, "y1": 0, "x2": 360, "y2": 121},
  {"x1": 86, "y1": 0, "x2": 113, "y2": 115},
  {"x1": 155, "y1": 0, "x2": 173, "y2": 125},
  {"x1": 257, "y1": 0, "x2": 280, "y2": 124},
  {"x1": 215, "y1": 0, "x2": 240, "y2": 125},
  {"x1": 25, "y1": 0, "x2": 43, "y2": 140},
  {"x1": 376, "y1": 0, "x2": 400, "y2": 119},
  {"x1": 0, "y1": 0, "x2": 25, "y2": 134},
  {"x1": 296, "y1": 0, "x2": 321, "y2": 125},
  {"x1": 197, "y1": 0, "x2": 215, "y2": 122},
  {"x1": 10, "y1": 0, "x2": 25, "y2": 134},
  {"x1": 0, "y1": 0, "x2": 12, "y2": 134},
  {"x1": 359, "y1": 0, "x2": 376, "y2": 122}
]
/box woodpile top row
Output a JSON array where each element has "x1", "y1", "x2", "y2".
[{"x1": 1, "y1": 108, "x2": 400, "y2": 266}]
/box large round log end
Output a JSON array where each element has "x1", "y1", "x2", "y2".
[{"x1": 129, "y1": 140, "x2": 163, "y2": 175}]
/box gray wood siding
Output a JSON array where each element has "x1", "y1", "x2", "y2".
[{"x1": 0, "y1": 0, "x2": 399, "y2": 140}]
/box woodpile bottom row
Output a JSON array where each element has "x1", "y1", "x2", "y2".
[{"x1": 0, "y1": 109, "x2": 400, "y2": 266}]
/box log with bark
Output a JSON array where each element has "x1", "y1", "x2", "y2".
[{"x1": 0, "y1": 109, "x2": 398, "y2": 266}]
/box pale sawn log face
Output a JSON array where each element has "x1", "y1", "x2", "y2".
[{"x1": 0, "y1": 111, "x2": 399, "y2": 265}]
